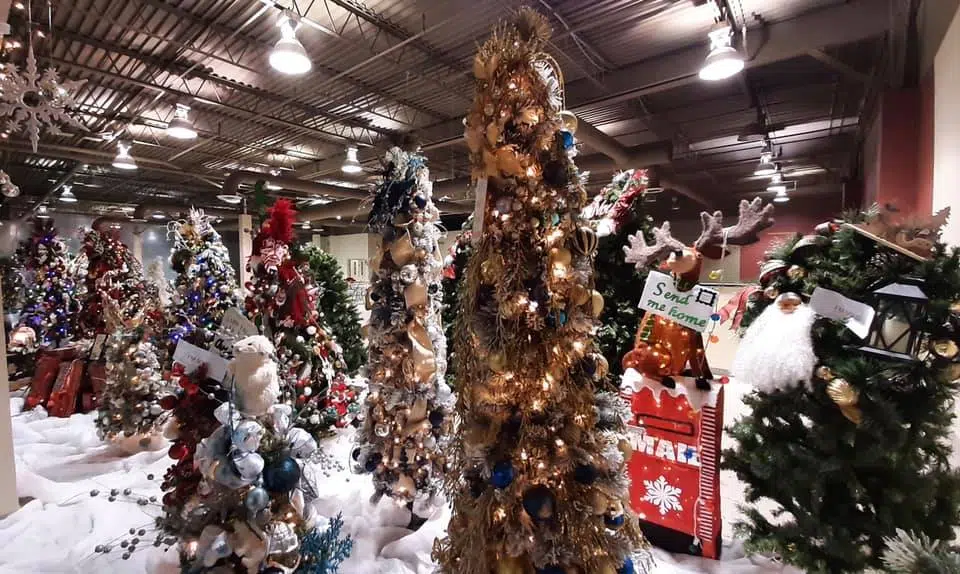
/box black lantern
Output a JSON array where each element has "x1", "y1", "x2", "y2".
[{"x1": 858, "y1": 278, "x2": 928, "y2": 362}]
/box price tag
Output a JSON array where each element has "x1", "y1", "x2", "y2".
[
  {"x1": 809, "y1": 287, "x2": 875, "y2": 339},
  {"x1": 639, "y1": 270, "x2": 718, "y2": 333},
  {"x1": 173, "y1": 339, "x2": 229, "y2": 382},
  {"x1": 211, "y1": 308, "x2": 258, "y2": 354},
  {"x1": 471, "y1": 177, "x2": 488, "y2": 246}
]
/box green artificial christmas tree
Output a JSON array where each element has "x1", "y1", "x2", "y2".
[
  {"x1": 440, "y1": 218, "x2": 472, "y2": 388},
  {"x1": 724, "y1": 206, "x2": 960, "y2": 573},
  {"x1": 584, "y1": 170, "x2": 654, "y2": 377},
  {"x1": 296, "y1": 244, "x2": 365, "y2": 373}
]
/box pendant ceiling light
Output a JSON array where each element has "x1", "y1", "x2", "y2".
[
  {"x1": 270, "y1": 13, "x2": 311, "y2": 76},
  {"x1": 58, "y1": 184, "x2": 77, "y2": 203},
  {"x1": 112, "y1": 141, "x2": 137, "y2": 170},
  {"x1": 699, "y1": 24, "x2": 744, "y2": 81},
  {"x1": 167, "y1": 103, "x2": 198, "y2": 140},
  {"x1": 772, "y1": 190, "x2": 790, "y2": 203},
  {"x1": 754, "y1": 151, "x2": 777, "y2": 176},
  {"x1": 216, "y1": 193, "x2": 243, "y2": 205},
  {"x1": 767, "y1": 172, "x2": 787, "y2": 194},
  {"x1": 341, "y1": 146, "x2": 362, "y2": 174},
  {"x1": 36, "y1": 204, "x2": 50, "y2": 218}
]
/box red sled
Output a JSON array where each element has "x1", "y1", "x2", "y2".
[{"x1": 621, "y1": 369, "x2": 724, "y2": 560}]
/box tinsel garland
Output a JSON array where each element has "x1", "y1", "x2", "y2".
[
  {"x1": 353, "y1": 146, "x2": 452, "y2": 510},
  {"x1": 433, "y1": 9, "x2": 648, "y2": 574}
]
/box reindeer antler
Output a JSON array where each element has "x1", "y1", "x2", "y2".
[
  {"x1": 694, "y1": 197, "x2": 775, "y2": 251},
  {"x1": 624, "y1": 221, "x2": 686, "y2": 269}
]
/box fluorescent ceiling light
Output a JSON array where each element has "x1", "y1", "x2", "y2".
[
  {"x1": 270, "y1": 14, "x2": 312, "y2": 75},
  {"x1": 112, "y1": 141, "x2": 137, "y2": 170},
  {"x1": 167, "y1": 103, "x2": 198, "y2": 140},
  {"x1": 150, "y1": 212, "x2": 166, "y2": 220},
  {"x1": 699, "y1": 25, "x2": 744, "y2": 81},
  {"x1": 58, "y1": 185, "x2": 77, "y2": 203},
  {"x1": 341, "y1": 146, "x2": 362, "y2": 174},
  {"x1": 217, "y1": 194, "x2": 243, "y2": 205}
]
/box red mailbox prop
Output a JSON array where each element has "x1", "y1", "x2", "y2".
[{"x1": 621, "y1": 370, "x2": 724, "y2": 559}]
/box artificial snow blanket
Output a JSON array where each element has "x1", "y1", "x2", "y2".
[{"x1": 0, "y1": 398, "x2": 798, "y2": 574}]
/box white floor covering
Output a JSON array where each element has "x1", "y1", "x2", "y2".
[{"x1": 0, "y1": 396, "x2": 800, "y2": 574}]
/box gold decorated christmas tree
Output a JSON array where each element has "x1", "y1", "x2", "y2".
[{"x1": 433, "y1": 9, "x2": 649, "y2": 574}]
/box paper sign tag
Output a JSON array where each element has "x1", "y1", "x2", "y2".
[
  {"x1": 639, "y1": 270, "x2": 719, "y2": 333},
  {"x1": 809, "y1": 287, "x2": 875, "y2": 339},
  {"x1": 173, "y1": 339, "x2": 229, "y2": 382},
  {"x1": 471, "y1": 177, "x2": 488, "y2": 246},
  {"x1": 220, "y1": 308, "x2": 258, "y2": 340}
]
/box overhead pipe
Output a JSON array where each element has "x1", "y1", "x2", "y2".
[{"x1": 221, "y1": 170, "x2": 370, "y2": 200}]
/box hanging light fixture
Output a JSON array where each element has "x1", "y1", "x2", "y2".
[
  {"x1": 36, "y1": 204, "x2": 50, "y2": 218},
  {"x1": 112, "y1": 141, "x2": 137, "y2": 170},
  {"x1": 341, "y1": 146, "x2": 362, "y2": 174},
  {"x1": 754, "y1": 141, "x2": 778, "y2": 176},
  {"x1": 301, "y1": 221, "x2": 311, "y2": 230},
  {"x1": 772, "y1": 190, "x2": 790, "y2": 203},
  {"x1": 216, "y1": 193, "x2": 242, "y2": 205},
  {"x1": 167, "y1": 103, "x2": 198, "y2": 140},
  {"x1": 766, "y1": 172, "x2": 787, "y2": 194},
  {"x1": 698, "y1": 24, "x2": 744, "y2": 81},
  {"x1": 58, "y1": 184, "x2": 77, "y2": 203},
  {"x1": 270, "y1": 13, "x2": 311, "y2": 75}
]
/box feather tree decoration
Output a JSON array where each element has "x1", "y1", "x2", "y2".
[{"x1": 266, "y1": 198, "x2": 297, "y2": 245}]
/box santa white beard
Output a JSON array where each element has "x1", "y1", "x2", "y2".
[{"x1": 732, "y1": 301, "x2": 816, "y2": 393}]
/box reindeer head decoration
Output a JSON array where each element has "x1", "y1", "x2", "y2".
[{"x1": 624, "y1": 198, "x2": 775, "y2": 288}]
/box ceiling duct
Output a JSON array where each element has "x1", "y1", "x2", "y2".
[{"x1": 221, "y1": 170, "x2": 369, "y2": 200}]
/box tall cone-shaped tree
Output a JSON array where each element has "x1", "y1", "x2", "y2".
[
  {"x1": 441, "y1": 218, "x2": 473, "y2": 389},
  {"x1": 165, "y1": 208, "x2": 244, "y2": 355},
  {"x1": 14, "y1": 220, "x2": 78, "y2": 347},
  {"x1": 584, "y1": 170, "x2": 654, "y2": 378},
  {"x1": 353, "y1": 146, "x2": 452, "y2": 517},
  {"x1": 296, "y1": 243, "x2": 365, "y2": 373},
  {"x1": 434, "y1": 10, "x2": 648, "y2": 574},
  {"x1": 76, "y1": 225, "x2": 142, "y2": 339}
]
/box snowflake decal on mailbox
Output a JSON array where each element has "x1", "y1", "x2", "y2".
[{"x1": 642, "y1": 475, "x2": 683, "y2": 516}]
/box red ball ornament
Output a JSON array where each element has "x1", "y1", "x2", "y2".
[
  {"x1": 160, "y1": 395, "x2": 179, "y2": 410},
  {"x1": 720, "y1": 375, "x2": 730, "y2": 384},
  {"x1": 297, "y1": 395, "x2": 308, "y2": 405},
  {"x1": 168, "y1": 442, "x2": 189, "y2": 460}
]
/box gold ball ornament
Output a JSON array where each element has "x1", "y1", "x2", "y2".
[
  {"x1": 591, "y1": 290, "x2": 605, "y2": 317},
  {"x1": 787, "y1": 264, "x2": 806, "y2": 280},
  {"x1": 931, "y1": 339, "x2": 960, "y2": 360},
  {"x1": 570, "y1": 284, "x2": 591, "y2": 306},
  {"x1": 572, "y1": 226, "x2": 598, "y2": 256},
  {"x1": 593, "y1": 353, "x2": 609, "y2": 379},
  {"x1": 763, "y1": 286, "x2": 779, "y2": 299},
  {"x1": 559, "y1": 110, "x2": 578, "y2": 133},
  {"x1": 618, "y1": 438, "x2": 633, "y2": 459},
  {"x1": 815, "y1": 365, "x2": 835, "y2": 381},
  {"x1": 826, "y1": 378, "x2": 863, "y2": 425}
]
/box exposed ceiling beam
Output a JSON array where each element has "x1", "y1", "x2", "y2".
[
  {"x1": 564, "y1": 0, "x2": 891, "y2": 109},
  {"x1": 807, "y1": 49, "x2": 872, "y2": 83}
]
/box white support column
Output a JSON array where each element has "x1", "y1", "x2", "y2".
[
  {"x1": 131, "y1": 231, "x2": 144, "y2": 269},
  {"x1": 0, "y1": 280, "x2": 19, "y2": 517},
  {"x1": 238, "y1": 214, "x2": 254, "y2": 293}
]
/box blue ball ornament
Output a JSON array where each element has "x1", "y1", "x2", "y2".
[
  {"x1": 414, "y1": 195, "x2": 428, "y2": 209},
  {"x1": 491, "y1": 461, "x2": 515, "y2": 489},
  {"x1": 710, "y1": 313, "x2": 721, "y2": 321},
  {"x1": 522, "y1": 485, "x2": 555, "y2": 522},
  {"x1": 559, "y1": 130, "x2": 575, "y2": 149},
  {"x1": 573, "y1": 464, "x2": 597, "y2": 484},
  {"x1": 429, "y1": 410, "x2": 444, "y2": 428},
  {"x1": 244, "y1": 487, "x2": 270, "y2": 512},
  {"x1": 364, "y1": 453, "x2": 382, "y2": 472},
  {"x1": 604, "y1": 513, "x2": 625, "y2": 529},
  {"x1": 262, "y1": 457, "x2": 301, "y2": 493},
  {"x1": 537, "y1": 567, "x2": 565, "y2": 574},
  {"x1": 618, "y1": 558, "x2": 635, "y2": 574}
]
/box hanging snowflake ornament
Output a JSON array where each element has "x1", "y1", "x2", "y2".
[
  {"x1": 642, "y1": 475, "x2": 684, "y2": 516},
  {"x1": 0, "y1": 44, "x2": 87, "y2": 152},
  {"x1": 0, "y1": 170, "x2": 19, "y2": 198}
]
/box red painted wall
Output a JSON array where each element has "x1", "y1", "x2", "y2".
[
  {"x1": 876, "y1": 90, "x2": 923, "y2": 213},
  {"x1": 917, "y1": 71, "x2": 936, "y2": 213},
  {"x1": 739, "y1": 204, "x2": 835, "y2": 281}
]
